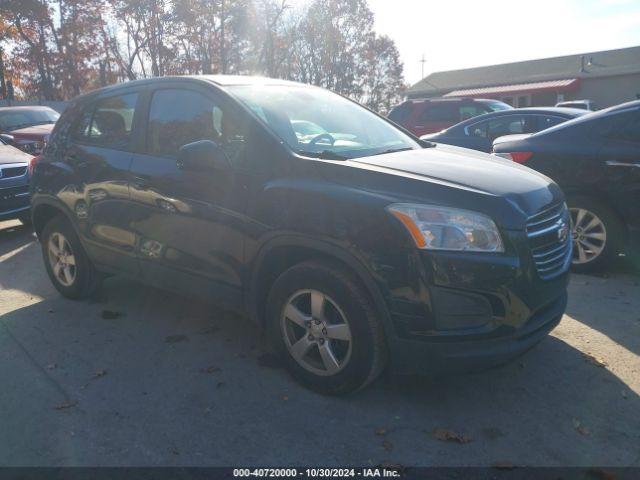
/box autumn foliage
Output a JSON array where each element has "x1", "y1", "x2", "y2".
[{"x1": 0, "y1": 0, "x2": 405, "y2": 112}]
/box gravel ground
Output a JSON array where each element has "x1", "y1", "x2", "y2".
[{"x1": 1, "y1": 219, "x2": 639, "y2": 467}]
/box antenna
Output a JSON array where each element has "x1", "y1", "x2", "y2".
[{"x1": 420, "y1": 54, "x2": 427, "y2": 79}]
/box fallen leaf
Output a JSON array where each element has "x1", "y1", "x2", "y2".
[
  {"x1": 101, "y1": 310, "x2": 122, "y2": 320},
  {"x1": 432, "y1": 428, "x2": 472, "y2": 444},
  {"x1": 375, "y1": 428, "x2": 387, "y2": 436},
  {"x1": 281, "y1": 395, "x2": 289, "y2": 401},
  {"x1": 382, "y1": 440, "x2": 393, "y2": 452},
  {"x1": 54, "y1": 401, "x2": 77, "y2": 410},
  {"x1": 165, "y1": 334, "x2": 188, "y2": 343},
  {"x1": 201, "y1": 366, "x2": 221, "y2": 374},
  {"x1": 572, "y1": 418, "x2": 591, "y2": 436},
  {"x1": 492, "y1": 462, "x2": 515, "y2": 470},
  {"x1": 583, "y1": 353, "x2": 607, "y2": 368}
]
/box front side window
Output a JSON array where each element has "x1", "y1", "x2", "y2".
[
  {"x1": 228, "y1": 85, "x2": 419, "y2": 159},
  {"x1": 146, "y1": 89, "x2": 246, "y2": 162}
]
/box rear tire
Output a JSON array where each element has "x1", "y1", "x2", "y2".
[
  {"x1": 568, "y1": 195, "x2": 625, "y2": 273},
  {"x1": 41, "y1": 215, "x2": 102, "y2": 299},
  {"x1": 266, "y1": 261, "x2": 387, "y2": 395}
]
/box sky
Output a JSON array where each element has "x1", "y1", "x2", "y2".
[{"x1": 363, "y1": 0, "x2": 640, "y2": 86}]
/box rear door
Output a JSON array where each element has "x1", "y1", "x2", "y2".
[
  {"x1": 65, "y1": 90, "x2": 142, "y2": 274},
  {"x1": 127, "y1": 82, "x2": 251, "y2": 306},
  {"x1": 599, "y1": 108, "x2": 640, "y2": 230}
]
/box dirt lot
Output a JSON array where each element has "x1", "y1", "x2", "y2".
[{"x1": 1, "y1": 219, "x2": 639, "y2": 467}]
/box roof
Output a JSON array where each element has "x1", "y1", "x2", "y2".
[
  {"x1": 444, "y1": 79, "x2": 579, "y2": 97},
  {"x1": 408, "y1": 45, "x2": 640, "y2": 98}
]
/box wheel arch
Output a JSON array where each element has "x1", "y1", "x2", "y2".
[
  {"x1": 248, "y1": 236, "x2": 393, "y2": 336},
  {"x1": 32, "y1": 198, "x2": 77, "y2": 240}
]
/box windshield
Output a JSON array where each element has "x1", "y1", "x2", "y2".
[
  {"x1": 227, "y1": 85, "x2": 420, "y2": 159},
  {"x1": 0, "y1": 108, "x2": 60, "y2": 131}
]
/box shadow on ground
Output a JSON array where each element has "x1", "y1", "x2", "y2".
[{"x1": 1, "y1": 220, "x2": 639, "y2": 466}]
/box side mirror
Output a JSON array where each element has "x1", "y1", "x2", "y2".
[
  {"x1": 177, "y1": 140, "x2": 230, "y2": 172},
  {"x1": 0, "y1": 133, "x2": 15, "y2": 145}
]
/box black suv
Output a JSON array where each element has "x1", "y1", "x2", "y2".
[{"x1": 31, "y1": 76, "x2": 570, "y2": 394}]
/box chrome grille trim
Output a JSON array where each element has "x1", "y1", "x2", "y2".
[{"x1": 526, "y1": 202, "x2": 572, "y2": 280}]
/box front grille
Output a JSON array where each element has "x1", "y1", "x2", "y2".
[
  {"x1": 0, "y1": 165, "x2": 28, "y2": 179},
  {"x1": 526, "y1": 203, "x2": 572, "y2": 280}
]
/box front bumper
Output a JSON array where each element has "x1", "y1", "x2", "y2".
[
  {"x1": 1, "y1": 181, "x2": 30, "y2": 221},
  {"x1": 381, "y1": 227, "x2": 570, "y2": 375},
  {"x1": 389, "y1": 292, "x2": 566, "y2": 374}
]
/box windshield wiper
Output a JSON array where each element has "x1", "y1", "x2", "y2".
[
  {"x1": 297, "y1": 149, "x2": 348, "y2": 160},
  {"x1": 372, "y1": 147, "x2": 414, "y2": 156}
]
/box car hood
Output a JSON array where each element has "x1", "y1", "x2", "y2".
[
  {"x1": 9, "y1": 123, "x2": 54, "y2": 139},
  {"x1": 0, "y1": 144, "x2": 33, "y2": 164},
  {"x1": 345, "y1": 144, "x2": 562, "y2": 222}
]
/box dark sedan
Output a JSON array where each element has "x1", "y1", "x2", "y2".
[
  {"x1": 492, "y1": 100, "x2": 640, "y2": 272},
  {"x1": 421, "y1": 107, "x2": 587, "y2": 152}
]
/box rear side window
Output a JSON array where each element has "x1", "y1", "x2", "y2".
[
  {"x1": 538, "y1": 115, "x2": 566, "y2": 130},
  {"x1": 388, "y1": 103, "x2": 413, "y2": 123},
  {"x1": 72, "y1": 93, "x2": 138, "y2": 150},
  {"x1": 469, "y1": 115, "x2": 536, "y2": 140},
  {"x1": 420, "y1": 103, "x2": 459, "y2": 123}
]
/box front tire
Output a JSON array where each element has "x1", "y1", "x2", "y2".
[
  {"x1": 568, "y1": 196, "x2": 625, "y2": 273},
  {"x1": 41, "y1": 215, "x2": 102, "y2": 299},
  {"x1": 266, "y1": 261, "x2": 387, "y2": 395}
]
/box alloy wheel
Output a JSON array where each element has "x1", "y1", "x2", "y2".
[
  {"x1": 280, "y1": 289, "x2": 353, "y2": 376},
  {"x1": 48, "y1": 232, "x2": 77, "y2": 287},
  {"x1": 570, "y1": 207, "x2": 607, "y2": 265}
]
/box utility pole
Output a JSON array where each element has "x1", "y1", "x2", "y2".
[{"x1": 420, "y1": 53, "x2": 427, "y2": 79}]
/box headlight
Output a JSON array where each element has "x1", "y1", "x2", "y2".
[{"x1": 387, "y1": 203, "x2": 504, "y2": 252}]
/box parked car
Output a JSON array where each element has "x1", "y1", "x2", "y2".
[
  {"x1": 0, "y1": 106, "x2": 60, "y2": 155},
  {"x1": 0, "y1": 136, "x2": 33, "y2": 224},
  {"x1": 388, "y1": 98, "x2": 512, "y2": 136},
  {"x1": 31, "y1": 76, "x2": 569, "y2": 394},
  {"x1": 493, "y1": 100, "x2": 640, "y2": 272},
  {"x1": 555, "y1": 99, "x2": 596, "y2": 111},
  {"x1": 420, "y1": 107, "x2": 587, "y2": 152}
]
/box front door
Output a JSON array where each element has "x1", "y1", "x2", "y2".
[{"x1": 128, "y1": 84, "x2": 250, "y2": 306}]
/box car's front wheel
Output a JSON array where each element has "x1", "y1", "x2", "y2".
[
  {"x1": 41, "y1": 215, "x2": 102, "y2": 299},
  {"x1": 568, "y1": 196, "x2": 625, "y2": 273},
  {"x1": 266, "y1": 261, "x2": 387, "y2": 395}
]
